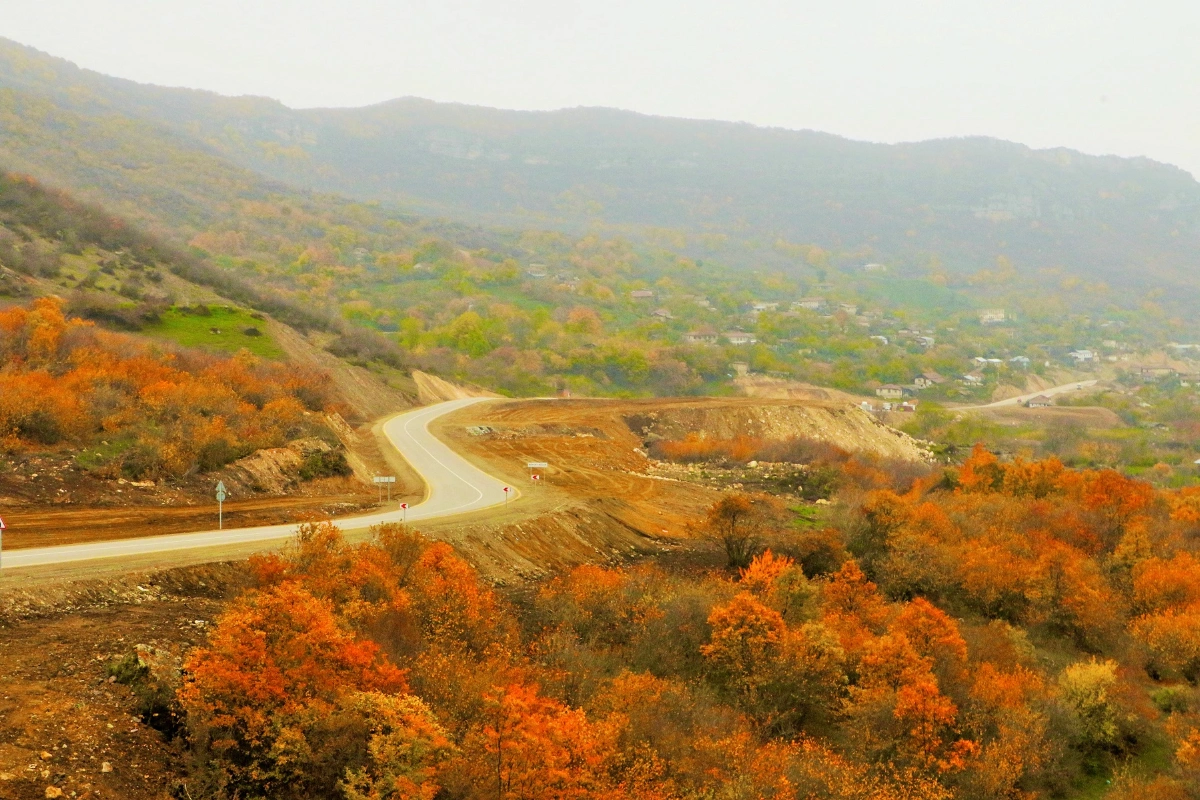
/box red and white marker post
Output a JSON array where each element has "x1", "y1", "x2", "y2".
[
  {"x1": 503, "y1": 486, "x2": 510, "y2": 507},
  {"x1": 0, "y1": 515, "x2": 5, "y2": 569},
  {"x1": 400, "y1": 502, "x2": 408, "y2": 522}
]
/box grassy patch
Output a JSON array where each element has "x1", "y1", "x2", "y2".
[{"x1": 146, "y1": 305, "x2": 283, "y2": 358}]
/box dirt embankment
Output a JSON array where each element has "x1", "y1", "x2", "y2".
[
  {"x1": 734, "y1": 374, "x2": 868, "y2": 405},
  {"x1": 412, "y1": 370, "x2": 501, "y2": 404},
  {"x1": 0, "y1": 564, "x2": 242, "y2": 800},
  {"x1": 623, "y1": 398, "x2": 931, "y2": 462}
]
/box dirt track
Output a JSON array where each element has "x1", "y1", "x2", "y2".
[{"x1": 1, "y1": 490, "x2": 375, "y2": 551}]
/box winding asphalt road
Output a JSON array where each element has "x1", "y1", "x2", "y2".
[{"x1": 1, "y1": 398, "x2": 512, "y2": 569}]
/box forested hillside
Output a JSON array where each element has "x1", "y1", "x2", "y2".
[
  {"x1": 145, "y1": 449, "x2": 1200, "y2": 798},
  {"x1": 2, "y1": 37, "x2": 1199, "y2": 290}
]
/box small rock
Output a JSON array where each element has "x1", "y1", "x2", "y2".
[
  {"x1": 40, "y1": 751, "x2": 52, "y2": 760},
  {"x1": 101, "y1": 762, "x2": 112, "y2": 773},
  {"x1": 45, "y1": 787, "x2": 64, "y2": 798}
]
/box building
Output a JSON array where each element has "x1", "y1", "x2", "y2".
[
  {"x1": 1025, "y1": 395, "x2": 1053, "y2": 408},
  {"x1": 862, "y1": 262, "x2": 888, "y2": 273},
  {"x1": 979, "y1": 309, "x2": 1007, "y2": 325},
  {"x1": 961, "y1": 372, "x2": 985, "y2": 385},
  {"x1": 1009, "y1": 356, "x2": 1031, "y2": 368},
  {"x1": 750, "y1": 302, "x2": 780, "y2": 313},
  {"x1": 913, "y1": 371, "x2": 946, "y2": 389},
  {"x1": 683, "y1": 330, "x2": 719, "y2": 345},
  {"x1": 630, "y1": 290, "x2": 655, "y2": 300},
  {"x1": 870, "y1": 335, "x2": 889, "y2": 346},
  {"x1": 1068, "y1": 349, "x2": 1096, "y2": 363},
  {"x1": 838, "y1": 303, "x2": 859, "y2": 315},
  {"x1": 723, "y1": 331, "x2": 758, "y2": 346},
  {"x1": 651, "y1": 308, "x2": 674, "y2": 320},
  {"x1": 1136, "y1": 365, "x2": 1178, "y2": 381},
  {"x1": 794, "y1": 298, "x2": 826, "y2": 311},
  {"x1": 875, "y1": 384, "x2": 907, "y2": 400}
]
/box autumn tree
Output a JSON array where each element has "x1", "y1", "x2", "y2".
[
  {"x1": 702, "y1": 492, "x2": 784, "y2": 569},
  {"x1": 180, "y1": 580, "x2": 407, "y2": 797}
]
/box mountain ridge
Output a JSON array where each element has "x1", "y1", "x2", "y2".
[{"x1": 2, "y1": 36, "x2": 1199, "y2": 291}]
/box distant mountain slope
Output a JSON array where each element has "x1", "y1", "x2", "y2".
[{"x1": 2, "y1": 37, "x2": 1200, "y2": 289}]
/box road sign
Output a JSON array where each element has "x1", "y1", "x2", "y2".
[
  {"x1": 526, "y1": 462, "x2": 549, "y2": 469},
  {"x1": 400, "y1": 502, "x2": 408, "y2": 521},
  {"x1": 0, "y1": 515, "x2": 5, "y2": 570},
  {"x1": 531, "y1": 474, "x2": 541, "y2": 481},
  {"x1": 216, "y1": 481, "x2": 227, "y2": 529},
  {"x1": 373, "y1": 476, "x2": 396, "y2": 501},
  {"x1": 0, "y1": 516, "x2": 6, "y2": 529},
  {"x1": 503, "y1": 486, "x2": 510, "y2": 507}
]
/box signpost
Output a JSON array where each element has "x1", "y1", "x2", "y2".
[
  {"x1": 0, "y1": 515, "x2": 5, "y2": 569},
  {"x1": 503, "y1": 486, "x2": 510, "y2": 507},
  {"x1": 400, "y1": 502, "x2": 408, "y2": 522},
  {"x1": 526, "y1": 462, "x2": 548, "y2": 484},
  {"x1": 373, "y1": 476, "x2": 396, "y2": 503},
  {"x1": 215, "y1": 482, "x2": 227, "y2": 530}
]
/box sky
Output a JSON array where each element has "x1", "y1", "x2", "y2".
[{"x1": 5, "y1": 0, "x2": 1200, "y2": 175}]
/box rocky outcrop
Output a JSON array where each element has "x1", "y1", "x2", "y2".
[{"x1": 231, "y1": 438, "x2": 331, "y2": 493}]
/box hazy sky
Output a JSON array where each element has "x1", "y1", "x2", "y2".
[{"x1": 6, "y1": 1, "x2": 1200, "y2": 174}]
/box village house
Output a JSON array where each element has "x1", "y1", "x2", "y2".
[
  {"x1": 683, "y1": 330, "x2": 719, "y2": 345},
  {"x1": 1068, "y1": 349, "x2": 1096, "y2": 363},
  {"x1": 1025, "y1": 395, "x2": 1053, "y2": 408},
  {"x1": 794, "y1": 297, "x2": 826, "y2": 311},
  {"x1": 961, "y1": 372, "x2": 985, "y2": 385},
  {"x1": 913, "y1": 371, "x2": 946, "y2": 389},
  {"x1": 723, "y1": 331, "x2": 758, "y2": 346},
  {"x1": 1136, "y1": 365, "x2": 1178, "y2": 381},
  {"x1": 979, "y1": 309, "x2": 1007, "y2": 325},
  {"x1": 1009, "y1": 356, "x2": 1031, "y2": 368},
  {"x1": 651, "y1": 308, "x2": 674, "y2": 320},
  {"x1": 862, "y1": 262, "x2": 888, "y2": 273},
  {"x1": 750, "y1": 301, "x2": 780, "y2": 313},
  {"x1": 838, "y1": 303, "x2": 859, "y2": 315},
  {"x1": 630, "y1": 290, "x2": 655, "y2": 300},
  {"x1": 875, "y1": 384, "x2": 908, "y2": 400}
]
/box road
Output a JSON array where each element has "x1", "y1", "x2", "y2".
[
  {"x1": 973, "y1": 379, "x2": 1099, "y2": 409},
  {"x1": 2, "y1": 398, "x2": 512, "y2": 569}
]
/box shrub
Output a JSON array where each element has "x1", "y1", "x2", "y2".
[{"x1": 299, "y1": 450, "x2": 353, "y2": 481}]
